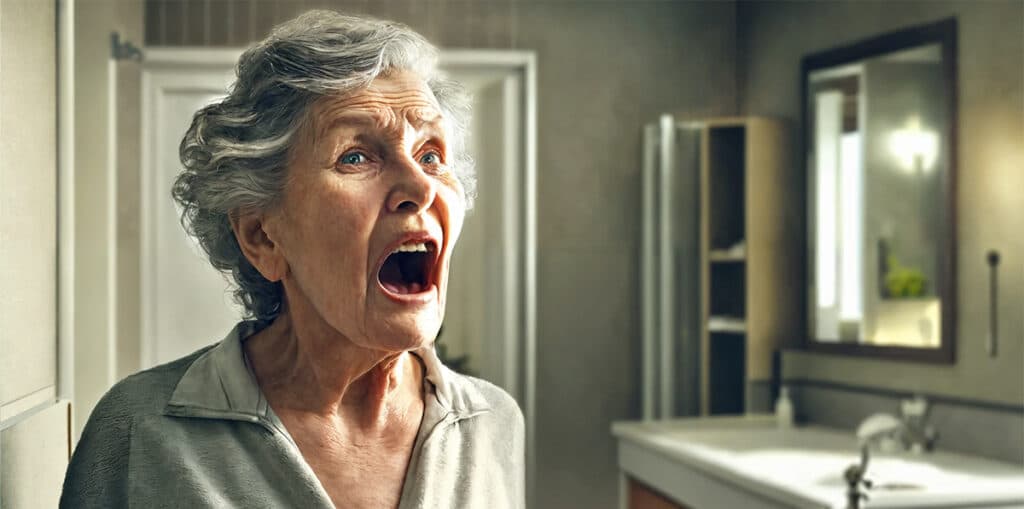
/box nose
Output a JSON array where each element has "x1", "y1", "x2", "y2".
[{"x1": 386, "y1": 155, "x2": 437, "y2": 214}]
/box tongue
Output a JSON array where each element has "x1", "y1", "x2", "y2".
[{"x1": 382, "y1": 281, "x2": 423, "y2": 295}]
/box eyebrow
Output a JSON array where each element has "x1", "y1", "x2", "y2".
[{"x1": 321, "y1": 110, "x2": 445, "y2": 134}]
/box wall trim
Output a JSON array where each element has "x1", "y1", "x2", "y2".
[
  {"x1": 0, "y1": 386, "x2": 57, "y2": 431},
  {"x1": 57, "y1": 0, "x2": 76, "y2": 408}
]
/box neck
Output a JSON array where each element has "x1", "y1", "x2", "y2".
[{"x1": 244, "y1": 311, "x2": 424, "y2": 432}]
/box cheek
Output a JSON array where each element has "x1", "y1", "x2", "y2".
[
  {"x1": 440, "y1": 191, "x2": 466, "y2": 249},
  {"x1": 284, "y1": 187, "x2": 376, "y2": 283},
  {"x1": 439, "y1": 194, "x2": 466, "y2": 287}
]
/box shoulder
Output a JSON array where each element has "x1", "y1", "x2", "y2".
[
  {"x1": 60, "y1": 346, "x2": 214, "y2": 508},
  {"x1": 91, "y1": 345, "x2": 215, "y2": 422},
  {"x1": 444, "y1": 370, "x2": 524, "y2": 430},
  {"x1": 441, "y1": 371, "x2": 525, "y2": 502}
]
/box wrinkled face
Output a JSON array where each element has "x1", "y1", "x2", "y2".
[{"x1": 263, "y1": 71, "x2": 465, "y2": 353}]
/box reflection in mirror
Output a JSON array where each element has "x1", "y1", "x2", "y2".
[{"x1": 805, "y1": 20, "x2": 956, "y2": 359}]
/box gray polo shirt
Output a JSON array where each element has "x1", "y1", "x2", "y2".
[{"x1": 60, "y1": 322, "x2": 525, "y2": 508}]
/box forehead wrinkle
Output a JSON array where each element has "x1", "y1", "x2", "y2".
[
  {"x1": 325, "y1": 82, "x2": 440, "y2": 114},
  {"x1": 318, "y1": 108, "x2": 446, "y2": 147}
]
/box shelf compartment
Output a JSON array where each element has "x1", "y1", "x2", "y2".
[
  {"x1": 708, "y1": 126, "x2": 746, "y2": 251},
  {"x1": 709, "y1": 332, "x2": 746, "y2": 415},
  {"x1": 710, "y1": 262, "x2": 746, "y2": 317}
]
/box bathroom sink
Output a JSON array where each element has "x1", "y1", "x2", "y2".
[
  {"x1": 613, "y1": 415, "x2": 1024, "y2": 508},
  {"x1": 809, "y1": 453, "x2": 1024, "y2": 507}
]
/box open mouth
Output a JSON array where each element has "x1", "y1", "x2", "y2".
[{"x1": 377, "y1": 240, "x2": 438, "y2": 296}]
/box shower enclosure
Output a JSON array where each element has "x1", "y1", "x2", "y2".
[{"x1": 640, "y1": 115, "x2": 703, "y2": 420}]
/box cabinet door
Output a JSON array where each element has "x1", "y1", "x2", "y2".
[{"x1": 628, "y1": 478, "x2": 690, "y2": 509}]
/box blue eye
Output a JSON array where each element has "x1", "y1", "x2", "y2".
[
  {"x1": 420, "y1": 152, "x2": 440, "y2": 165},
  {"x1": 339, "y1": 152, "x2": 367, "y2": 165}
]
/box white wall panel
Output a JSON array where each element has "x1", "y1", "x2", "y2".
[
  {"x1": 1, "y1": 401, "x2": 71, "y2": 509},
  {"x1": 0, "y1": 0, "x2": 58, "y2": 405}
]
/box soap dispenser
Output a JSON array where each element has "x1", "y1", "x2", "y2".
[{"x1": 775, "y1": 385, "x2": 794, "y2": 429}]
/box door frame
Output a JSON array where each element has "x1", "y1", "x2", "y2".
[
  {"x1": 438, "y1": 50, "x2": 540, "y2": 503},
  {"x1": 440, "y1": 50, "x2": 537, "y2": 507}
]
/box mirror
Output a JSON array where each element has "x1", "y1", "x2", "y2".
[{"x1": 803, "y1": 19, "x2": 957, "y2": 362}]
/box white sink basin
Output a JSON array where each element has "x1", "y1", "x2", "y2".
[{"x1": 613, "y1": 415, "x2": 1024, "y2": 508}]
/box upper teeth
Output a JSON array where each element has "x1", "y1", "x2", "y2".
[{"x1": 393, "y1": 242, "x2": 429, "y2": 254}]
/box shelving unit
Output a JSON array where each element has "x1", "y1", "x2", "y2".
[{"x1": 699, "y1": 117, "x2": 802, "y2": 416}]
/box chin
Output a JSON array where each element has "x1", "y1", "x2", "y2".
[{"x1": 368, "y1": 317, "x2": 441, "y2": 353}]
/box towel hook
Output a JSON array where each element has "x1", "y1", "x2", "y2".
[{"x1": 986, "y1": 250, "x2": 1000, "y2": 358}]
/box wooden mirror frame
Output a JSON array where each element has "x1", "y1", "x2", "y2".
[{"x1": 801, "y1": 18, "x2": 958, "y2": 363}]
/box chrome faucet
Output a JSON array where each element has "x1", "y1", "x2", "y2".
[
  {"x1": 900, "y1": 396, "x2": 938, "y2": 453},
  {"x1": 844, "y1": 397, "x2": 938, "y2": 509}
]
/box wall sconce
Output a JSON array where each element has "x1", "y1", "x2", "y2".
[{"x1": 889, "y1": 116, "x2": 938, "y2": 172}]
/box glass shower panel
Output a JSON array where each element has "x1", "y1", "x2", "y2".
[{"x1": 641, "y1": 117, "x2": 702, "y2": 420}]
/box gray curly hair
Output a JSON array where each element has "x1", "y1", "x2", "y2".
[{"x1": 172, "y1": 10, "x2": 475, "y2": 322}]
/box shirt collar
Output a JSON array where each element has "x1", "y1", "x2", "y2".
[{"x1": 164, "y1": 321, "x2": 491, "y2": 422}]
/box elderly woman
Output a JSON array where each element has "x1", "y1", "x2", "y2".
[{"x1": 60, "y1": 11, "x2": 523, "y2": 509}]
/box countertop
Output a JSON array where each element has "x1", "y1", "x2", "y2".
[{"x1": 613, "y1": 415, "x2": 1024, "y2": 508}]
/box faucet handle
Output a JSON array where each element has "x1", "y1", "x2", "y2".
[
  {"x1": 856, "y1": 413, "x2": 903, "y2": 443},
  {"x1": 900, "y1": 395, "x2": 929, "y2": 419}
]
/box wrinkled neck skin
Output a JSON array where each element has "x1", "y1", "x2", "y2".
[{"x1": 243, "y1": 306, "x2": 425, "y2": 437}]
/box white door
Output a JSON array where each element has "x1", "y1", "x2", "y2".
[{"x1": 140, "y1": 51, "x2": 245, "y2": 368}]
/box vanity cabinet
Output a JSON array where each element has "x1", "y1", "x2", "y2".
[
  {"x1": 628, "y1": 478, "x2": 689, "y2": 509},
  {"x1": 699, "y1": 117, "x2": 802, "y2": 415}
]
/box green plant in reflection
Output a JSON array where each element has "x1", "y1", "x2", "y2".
[{"x1": 884, "y1": 254, "x2": 928, "y2": 298}]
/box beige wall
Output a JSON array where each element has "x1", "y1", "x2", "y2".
[
  {"x1": 73, "y1": 0, "x2": 145, "y2": 439},
  {"x1": 739, "y1": 1, "x2": 1024, "y2": 406},
  {"x1": 143, "y1": 1, "x2": 738, "y2": 507}
]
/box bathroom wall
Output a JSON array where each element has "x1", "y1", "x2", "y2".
[
  {"x1": 738, "y1": 0, "x2": 1024, "y2": 454},
  {"x1": 138, "y1": 1, "x2": 738, "y2": 508}
]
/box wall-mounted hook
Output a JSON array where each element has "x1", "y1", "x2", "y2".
[
  {"x1": 111, "y1": 32, "x2": 143, "y2": 62},
  {"x1": 986, "y1": 250, "x2": 1000, "y2": 358}
]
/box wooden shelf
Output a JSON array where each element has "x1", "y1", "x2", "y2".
[
  {"x1": 709, "y1": 250, "x2": 746, "y2": 263},
  {"x1": 708, "y1": 316, "x2": 747, "y2": 333}
]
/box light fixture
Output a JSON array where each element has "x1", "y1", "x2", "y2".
[{"x1": 889, "y1": 116, "x2": 938, "y2": 172}]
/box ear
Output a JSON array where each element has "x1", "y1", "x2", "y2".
[{"x1": 230, "y1": 211, "x2": 287, "y2": 282}]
